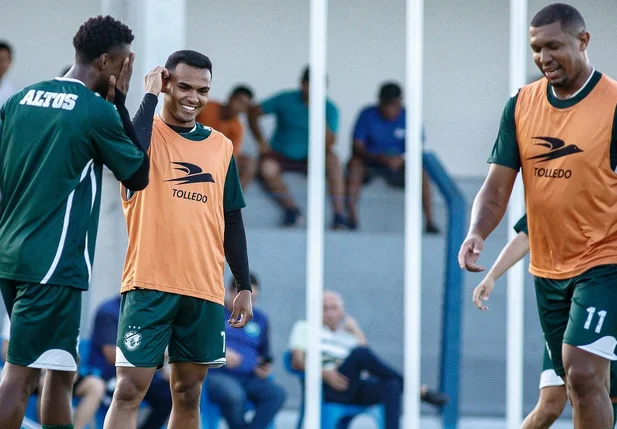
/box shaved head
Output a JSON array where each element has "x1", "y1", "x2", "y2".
[{"x1": 530, "y1": 3, "x2": 586, "y2": 36}]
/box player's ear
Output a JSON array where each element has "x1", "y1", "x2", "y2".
[
  {"x1": 578, "y1": 30, "x2": 590, "y2": 51},
  {"x1": 98, "y1": 53, "x2": 111, "y2": 71},
  {"x1": 161, "y1": 76, "x2": 170, "y2": 94}
]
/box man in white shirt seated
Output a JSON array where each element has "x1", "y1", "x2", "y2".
[{"x1": 288, "y1": 291, "x2": 448, "y2": 429}]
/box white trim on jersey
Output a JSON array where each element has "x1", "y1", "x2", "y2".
[
  {"x1": 54, "y1": 77, "x2": 86, "y2": 87},
  {"x1": 41, "y1": 160, "x2": 94, "y2": 284},
  {"x1": 84, "y1": 164, "x2": 97, "y2": 282}
]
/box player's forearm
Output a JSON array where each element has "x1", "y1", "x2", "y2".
[
  {"x1": 224, "y1": 209, "x2": 252, "y2": 292},
  {"x1": 131, "y1": 93, "x2": 158, "y2": 152},
  {"x1": 486, "y1": 232, "x2": 530, "y2": 282},
  {"x1": 468, "y1": 185, "x2": 510, "y2": 240},
  {"x1": 115, "y1": 90, "x2": 150, "y2": 191}
]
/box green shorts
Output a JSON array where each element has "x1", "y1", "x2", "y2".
[
  {"x1": 540, "y1": 343, "x2": 617, "y2": 396},
  {"x1": 116, "y1": 289, "x2": 226, "y2": 368},
  {"x1": 539, "y1": 344, "x2": 565, "y2": 389},
  {"x1": 535, "y1": 264, "x2": 617, "y2": 377},
  {"x1": 0, "y1": 279, "x2": 81, "y2": 371}
]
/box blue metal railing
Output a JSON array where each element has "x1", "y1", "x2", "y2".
[{"x1": 423, "y1": 151, "x2": 467, "y2": 429}]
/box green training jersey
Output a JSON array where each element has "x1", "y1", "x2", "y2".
[{"x1": 0, "y1": 77, "x2": 144, "y2": 290}]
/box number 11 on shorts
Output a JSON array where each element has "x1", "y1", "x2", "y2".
[{"x1": 584, "y1": 307, "x2": 607, "y2": 334}]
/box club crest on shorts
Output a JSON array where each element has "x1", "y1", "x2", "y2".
[{"x1": 124, "y1": 327, "x2": 142, "y2": 352}]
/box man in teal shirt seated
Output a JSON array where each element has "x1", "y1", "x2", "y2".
[{"x1": 248, "y1": 66, "x2": 347, "y2": 228}]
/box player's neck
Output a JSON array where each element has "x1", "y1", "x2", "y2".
[
  {"x1": 160, "y1": 108, "x2": 195, "y2": 129},
  {"x1": 552, "y1": 62, "x2": 594, "y2": 100},
  {"x1": 66, "y1": 65, "x2": 97, "y2": 92}
]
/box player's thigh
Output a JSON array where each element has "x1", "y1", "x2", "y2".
[
  {"x1": 116, "y1": 289, "x2": 177, "y2": 368},
  {"x1": 609, "y1": 360, "x2": 617, "y2": 399},
  {"x1": 169, "y1": 297, "x2": 225, "y2": 367},
  {"x1": 539, "y1": 344, "x2": 565, "y2": 390},
  {"x1": 8, "y1": 282, "x2": 81, "y2": 371},
  {"x1": 534, "y1": 276, "x2": 572, "y2": 376},
  {"x1": 564, "y1": 264, "x2": 617, "y2": 361}
]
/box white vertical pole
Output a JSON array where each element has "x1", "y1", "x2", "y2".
[
  {"x1": 404, "y1": 0, "x2": 423, "y2": 427},
  {"x1": 305, "y1": 0, "x2": 327, "y2": 427},
  {"x1": 507, "y1": 0, "x2": 527, "y2": 428}
]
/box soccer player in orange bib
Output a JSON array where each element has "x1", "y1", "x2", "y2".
[
  {"x1": 459, "y1": 4, "x2": 617, "y2": 428},
  {"x1": 103, "y1": 50, "x2": 253, "y2": 429}
]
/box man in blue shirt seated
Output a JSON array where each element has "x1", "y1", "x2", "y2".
[
  {"x1": 88, "y1": 295, "x2": 172, "y2": 429},
  {"x1": 248, "y1": 66, "x2": 347, "y2": 229},
  {"x1": 345, "y1": 82, "x2": 439, "y2": 233},
  {"x1": 207, "y1": 273, "x2": 286, "y2": 429}
]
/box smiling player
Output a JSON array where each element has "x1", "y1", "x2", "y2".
[
  {"x1": 459, "y1": 3, "x2": 617, "y2": 427},
  {"x1": 103, "y1": 50, "x2": 252, "y2": 429}
]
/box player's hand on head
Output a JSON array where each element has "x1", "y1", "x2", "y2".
[
  {"x1": 229, "y1": 290, "x2": 253, "y2": 328},
  {"x1": 115, "y1": 52, "x2": 135, "y2": 96},
  {"x1": 472, "y1": 277, "x2": 494, "y2": 311},
  {"x1": 458, "y1": 234, "x2": 485, "y2": 272},
  {"x1": 144, "y1": 66, "x2": 169, "y2": 96}
]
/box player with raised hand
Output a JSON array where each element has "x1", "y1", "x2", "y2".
[
  {"x1": 103, "y1": 50, "x2": 252, "y2": 429},
  {"x1": 0, "y1": 15, "x2": 149, "y2": 429}
]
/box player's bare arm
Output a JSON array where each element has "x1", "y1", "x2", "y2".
[
  {"x1": 459, "y1": 164, "x2": 517, "y2": 272},
  {"x1": 473, "y1": 231, "x2": 529, "y2": 310}
]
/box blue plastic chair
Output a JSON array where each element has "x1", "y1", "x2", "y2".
[
  {"x1": 283, "y1": 351, "x2": 385, "y2": 429},
  {"x1": 200, "y1": 375, "x2": 276, "y2": 429}
]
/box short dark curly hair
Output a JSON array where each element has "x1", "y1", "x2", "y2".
[{"x1": 73, "y1": 15, "x2": 134, "y2": 63}]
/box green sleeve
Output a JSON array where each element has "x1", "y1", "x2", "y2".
[
  {"x1": 487, "y1": 92, "x2": 521, "y2": 171},
  {"x1": 610, "y1": 105, "x2": 617, "y2": 171},
  {"x1": 90, "y1": 100, "x2": 144, "y2": 181},
  {"x1": 326, "y1": 101, "x2": 339, "y2": 133},
  {"x1": 223, "y1": 156, "x2": 246, "y2": 213},
  {"x1": 513, "y1": 213, "x2": 528, "y2": 235}
]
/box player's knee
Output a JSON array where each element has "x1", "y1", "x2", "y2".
[
  {"x1": 567, "y1": 363, "x2": 604, "y2": 399},
  {"x1": 113, "y1": 373, "x2": 149, "y2": 406},
  {"x1": 171, "y1": 379, "x2": 203, "y2": 410},
  {"x1": 260, "y1": 158, "x2": 280, "y2": 179}
]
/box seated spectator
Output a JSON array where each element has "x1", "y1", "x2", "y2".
[
  {"x1": 248, "y1": 66, "x2": 347, "y2": 229},
  {"x1": 1, "y1": 315, "x2": 105, "y2": 429},
  {"x1": 196, "y1": 85, "x2": 257, "y2": 188},
  {"x1": 88, "y1": 296, "x2": 172, "y2": 429},
  {"x1": 207, "y1": 273, "x2": 286, "y2": 429},
  {"x1": 0, "y1": 40, "x2": 15, "y2": 105},
  {"x1": 289, "y1": 291, "x2": 448, "y2": 429},
  {"x1": 346, "y1": 82, "x2": 439, "y2": 233}
]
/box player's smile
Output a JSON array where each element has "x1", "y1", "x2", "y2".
[{"x1": 181, "y1": 103, "x2": 198, "y2": 113}]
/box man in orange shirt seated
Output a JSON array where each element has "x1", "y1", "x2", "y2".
[{"x1": 197, "y1": 85, "x2": 256, "y2": 189}]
